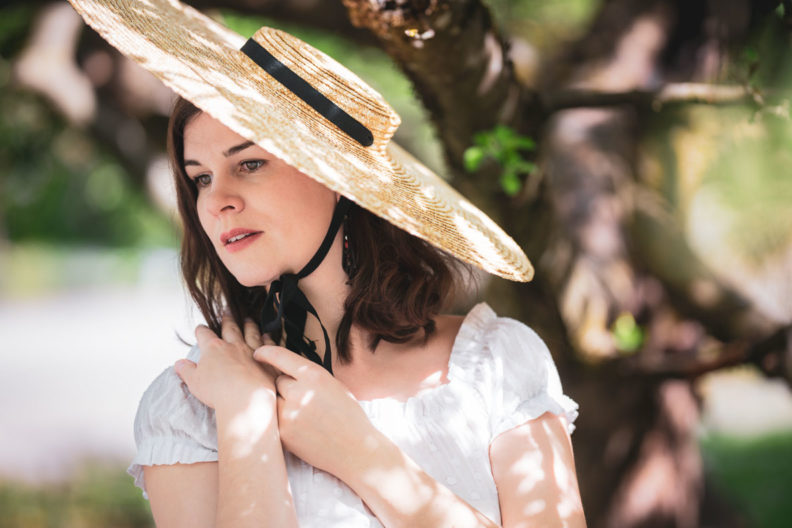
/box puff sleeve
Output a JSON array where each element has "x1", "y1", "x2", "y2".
[
  {"x1": 126, "y1": 345, "x2": 218, "y2": 499},
  {"x1": 488, "y1": 317, "x2": 579, "y2": 444}
]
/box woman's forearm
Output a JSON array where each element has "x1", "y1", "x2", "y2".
[
  {"x1": 337, "y1": 429, "x2": 499, "y2": 528},
  {"x1": 215, "y1": 388, "x2": 298, "y2": 528}
]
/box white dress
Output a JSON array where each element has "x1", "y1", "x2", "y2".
[{"x1": 127, "y1": 302, "x2": 579, "y2": 527}]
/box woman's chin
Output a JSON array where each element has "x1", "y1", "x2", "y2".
[
  {"x1": 232, "y1": 270, "x2": 280, "y2": 289},
  {"x1": 223, "y1": 260, "x2": 284, "y2": 288}
]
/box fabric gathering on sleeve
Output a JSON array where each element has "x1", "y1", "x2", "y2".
[
  {"x1": 126, "y1": 345, "x2": 218, "y2": 499},
  {"x1": 485, "y1": 314, "x2": 579, "y2": 444}
]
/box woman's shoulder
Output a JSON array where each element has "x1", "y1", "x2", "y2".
[
  {"x1": 449, "y1": 302, "x2": 578, "y2": 433},
  {"x1": 450, "y1": 302, "x2": 542, "y2": 365},
  {"x1": 452, "y1": 302, "x2": 568, "y2": 387},
  {"x1": 132, "y1": 345, "x2": 216, "y2": 444},
  {"x1": 128, "y1": 345, "x2": 218, "y2": 497}
]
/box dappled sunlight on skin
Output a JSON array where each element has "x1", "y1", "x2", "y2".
[
  {"x1": 355, "y1": 429, "x2": 490, "y2": 526},
  {"x1": 222, "y1": 387, "x2": 278, "y2": 459},
  {"x1": 292, "y1": 388, "x2": 316, "y2": 415},
  {"x1": 359, "y1": 432, "x2": 436, "y2": 515},
  {"x1": 491, "y1": 412, "x2": 586, "y2": 528},
  {"x1": 510, "y1": 432, "x2": 544, "y2": 494},
  {"x1": 545, "y1": 420, "x2": 582, "y2": 521}
]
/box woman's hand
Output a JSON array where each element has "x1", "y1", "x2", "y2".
[
  {"x1": 253, "y1": 346, "x2": 375, "y2": 477},
  {"x1": 174, "y1": 315, "x2": 277, "y2": 413}
]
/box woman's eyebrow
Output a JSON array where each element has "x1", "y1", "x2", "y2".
[{"x1": 184, "y1": 140, "x2": 256, "y2": 167}]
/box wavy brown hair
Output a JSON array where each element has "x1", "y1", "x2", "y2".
[{"x1": 168, "y1": 96, "x2": 466, "y2": 362}]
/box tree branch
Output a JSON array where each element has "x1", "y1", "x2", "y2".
[
  {"x1": 542, "y1": 83, "x2": 780, "y2": 113},
  {"x1": 625, "y1": 324, "x2": 791, "y2": 384}
]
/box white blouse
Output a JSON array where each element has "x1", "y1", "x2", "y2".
[{"x1": 127, "y1": 302, "x2": 579, "y2": 526}]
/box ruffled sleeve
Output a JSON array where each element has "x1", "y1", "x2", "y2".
[
  {"x1": 126, "y1": 345, "x2": 218, "y2": 499},
  {"x1": 487, "y1": 316, "x2": 579, "y2": 444}
]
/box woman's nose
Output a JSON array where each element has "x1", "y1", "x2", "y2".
[{"x1": 204, "y1": 176, "x2": 244, "y2": 217}]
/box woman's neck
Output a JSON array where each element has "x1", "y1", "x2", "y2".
[{"x1": 296, "y1": 229, "x2": 351, "y2": 366}]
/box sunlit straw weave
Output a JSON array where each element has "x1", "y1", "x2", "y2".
[{"x1": 67, "y1": 0, "x2": 534, "y2": 282}]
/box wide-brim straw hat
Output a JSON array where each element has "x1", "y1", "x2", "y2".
[{"x1": 67, "y1": 0, "x2": 534, "y2": 282}]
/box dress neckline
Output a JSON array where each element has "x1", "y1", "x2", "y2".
[{"x1": 355, "y1": 302, "x2": 493, "y2": 409}]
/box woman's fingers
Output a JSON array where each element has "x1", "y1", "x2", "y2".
[
  {"x1": 243, "y1": 318, "x2": 262, "y2": 350},
  {"x1": 274, "y1": 373, "x2": 296, "y2": 396},
  {"x1": 254, "y1": 345, "x2": 314, "y2": 379},
  {"x1": 195, "y1": 324, "x2": 218, "y2": 348},
  {"x1": 220, "y1": 312, "x2": 244, "y2": 343},
  {"x1": 173, "y1": 358, "x2": 197, "y2": 385},
  {"x1": 255, "y1": 333, "x2": 282, "y2": 378}
]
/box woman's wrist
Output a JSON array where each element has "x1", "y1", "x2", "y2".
[
  {"x1": 215, "y1": 386, "x2": 279, "y2": 455},
  {"x1": 214, "y1": 372, "x2": 275, "y2": 411},
  {"x1": 336, "y1": 430, "x2": 497, "y2": 528},
  {"x1": 214, "y1": 385, "x2": 297, "y2": 528}
]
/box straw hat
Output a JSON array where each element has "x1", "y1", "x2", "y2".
[{"x1": 67, "y1": 0, "x2": 534, "y2": 282}]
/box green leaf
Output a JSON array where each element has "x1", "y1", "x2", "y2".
[
  {"x1": 494, "y1": 124, "x2": 517, "y2": 146},
  {"x1": 500, "y1": 149, "x2": 521, "y2": 167},
  {"x1": 463, "y1": 146, "x2": 486, "y2": 172},
  {"x1": 514, "y1": 136, "x2": 536, "y2": 151},
  {"x1": 611, "y1": 312, "x2": 644, "y2": 353},
  {"x1": 473, "y1": 130, "x2": 491, "y2": 147},
  {"x1": 514, "y1": 160, "x2": 537, "y2": 174},
  {"x1": 465, "y1": 125, "x2": 537, "y2": 192},
  {"x1": 500, "y1": 170, "x2": 522, "y2": 196}
]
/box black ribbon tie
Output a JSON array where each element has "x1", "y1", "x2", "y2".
[{"x1": 259, "y1": 196, "x2": 352, "y2": 374}]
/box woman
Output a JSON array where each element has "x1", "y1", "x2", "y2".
[{"x1": 67, "y1": 0, "x2": 585, "y2": 526}]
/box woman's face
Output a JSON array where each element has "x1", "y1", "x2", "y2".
[{"x1": 183, "y1": 112, "x2": 338, "y2": 287}]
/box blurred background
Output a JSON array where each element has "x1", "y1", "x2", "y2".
[{"x1": 1, "y1": 0, "x2": 791, "y2": 527}]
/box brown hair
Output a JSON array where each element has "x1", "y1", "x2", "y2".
[{"x1": 168, "y1": 96, "x2": 465, "y2": 362}]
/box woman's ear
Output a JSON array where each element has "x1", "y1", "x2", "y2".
[{"x1": 334, "y1": 192, "x2": 340, "y2": 203}]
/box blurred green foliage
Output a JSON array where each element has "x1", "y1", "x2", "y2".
[
  {"x1": 462, "y1": 125, "x2": 537, "y2": 196},
  {"x1": 0, "y1": 5, "x2": 176, "y2": 249},
  {"x1": 489, "y1": 0, "x2": 599, "y2": 47},
  {"x1": 702, "y1": 16, "x2": 792, "y2": 261},
  {"x1": 0, "y1": 244, "x2": 153, "y2": 296},
  {"x1": 0, "y1": 75, "x2": 178, "y2": 248},
  {"x1": 610, "y1": 312, "x2": 645, "y2": 354},
  {"x1": 0, "y1": 462, "x2": 154, "y2": 528},
  {"x1": 637, "y1": 14, "x2": 792, "y2": 267},
  {"x1": 0, "y1": 5, "x2": 36, "y2": 58},
  {"x1": 700, "y1": 111, "x2": 792, "y2": 260},
  {"x1": 701, "y1": 431, "x2": 792, "y2": 528}
]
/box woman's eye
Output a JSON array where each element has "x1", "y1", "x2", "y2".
[
  {"x1": 241, "y1": 160, "x2": 267, "y2": 172},
  {"x1": 192, "y1": 174, "x2": 211, "y2": 188}
]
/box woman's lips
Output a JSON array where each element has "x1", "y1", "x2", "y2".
[{"x1": 224, "y1": 231, "x2": 263, "y2": 253}]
